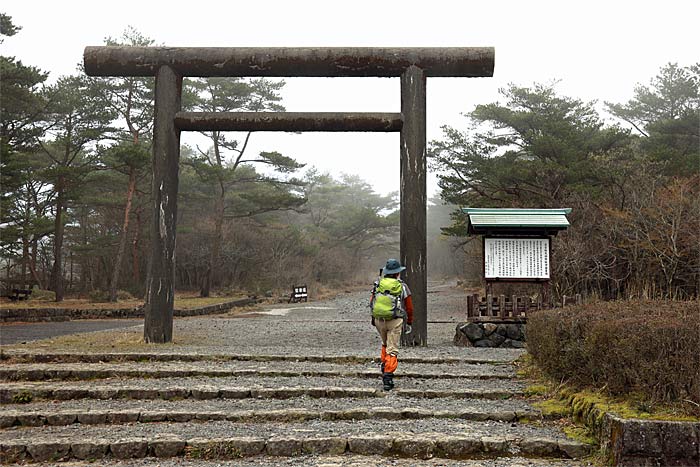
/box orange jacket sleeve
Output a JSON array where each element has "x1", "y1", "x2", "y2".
[{"x1": 404, "y1": 295, "x2": 414, "y2": 324}]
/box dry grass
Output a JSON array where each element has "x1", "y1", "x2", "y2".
[
  {"x1": 0, "y1": 294, "x2": 250, "y2": 310},
  {"x1": 0, "y1": 298, "x2": 142, "y2": 309},
  {"x1": 8, "y1": 326, "x2": 205, "y2": 352}
]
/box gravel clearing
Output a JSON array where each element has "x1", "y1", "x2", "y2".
[{"x1": 2, "y1": 285, "x2": 525, "y2": 363}]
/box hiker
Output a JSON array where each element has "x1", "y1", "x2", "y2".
[{"x1": 370, "y1": 258, "x2": 414, "y2": 391}]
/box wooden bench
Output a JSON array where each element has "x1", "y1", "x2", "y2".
[
  {"x1": 288, "y1": 285, "x2": 308, "y2": 303},
  {"x1": 8, "y1": 288, "x2": 32, "y2": 301}
]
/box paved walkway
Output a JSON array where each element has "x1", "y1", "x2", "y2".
[{"x1": 0, "y1": 319, "x2": 142, "y2": 345}]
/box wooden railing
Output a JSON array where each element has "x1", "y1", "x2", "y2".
[{"x1": 466, "y1": 293, "x2": 582, "y2": 321}]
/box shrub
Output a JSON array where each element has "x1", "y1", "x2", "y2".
[
  {"x1": 88, "y1": 290, "x2": 109, "y2": 302},
  {"x1": 527, "y1": 300, "x2": 700, "y2": 409},
  {"x1": 116, "y1": 290, "x2": 134, "y2": 301},
  {"x1": 29, "y1": 287, "x2": 55, "y2": 301},
  {"x1": 88, "y1": 290, "x2": 134, "y2": 302}
]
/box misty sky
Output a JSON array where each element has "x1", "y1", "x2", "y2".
[{"x1": 3, "y1": 0, "x2": 698, "y2": 197}]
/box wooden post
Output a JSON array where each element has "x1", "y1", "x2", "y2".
[
  {"x1": 467, "y1": 294, "x2": 474, "y2": 318},
  {"x1": 400, "y1": 65, "x2": 427, "y2": 347},
  {"x1": 499, "y1": 294, "x2": 506, "y2": 319},
  {"x1": 511, "y1": 294, "x2": 518, "y2": 318},
  {"x1": 543, "y1": 280, "x2": 550, "y2": 307},
  {"x1": 144, "y1": 65, "x2": 182, "y2": 344},
  {"x1": 486, "y1": 293, "x2": 493, "y2": 317}
]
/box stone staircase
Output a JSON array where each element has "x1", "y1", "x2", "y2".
[{"x1": 0, "y1": 351, "x2": 592, "y2": 465}]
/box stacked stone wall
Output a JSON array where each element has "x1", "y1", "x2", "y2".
[{"x1": 454, "y1": 321, "x2": 526, "y2": 348}]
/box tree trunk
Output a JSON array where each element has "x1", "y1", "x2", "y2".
[
  {"x1": 29, "y1": 239, "x2": 43, "y2": 289},
  {"x1": 132, "y1": 207, "x2": 142, "y2": 287},
  {"x1": 51, "y1": 175, "x2": 65, "y2": 302},
  {"x1": 109, "y1": 167, "x2": 137, "y2": 302},
  {"x1": 201, "y1": 183, "x2": 225, "y2": 297},
  {"x1": 21, "y1": 235, "x2": 29, "y2": 285}
]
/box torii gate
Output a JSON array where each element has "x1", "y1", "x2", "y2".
[{"x1": 84, "y1": 47, "x2": 495, "y2": 345}]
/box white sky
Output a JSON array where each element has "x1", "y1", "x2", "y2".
[{"x1": 3, "y1": 0, "x2": 699, "y2": 197}]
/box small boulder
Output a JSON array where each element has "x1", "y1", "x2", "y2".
[
  {"x1": 462, "y1": 323, "x2": 484, "y2": 341},
  {"x1": 489, "y1": 333, "x2": 506, "y2": 346},
  {"x1": 506, "y1": 324, "x2": 521, "y2": 340}
]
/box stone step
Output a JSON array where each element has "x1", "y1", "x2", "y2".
[
  {"x1": 0, "y1": 351, "x2": 515, "y2": 365},
  {"x1": 0, "y1": 419, "x2": 592, "y2": 463},
  {"x1": 0, "y1": 408, "x2": 538, "y2": 428},
  {"x1": 10, "y1": 454, "x2": 590, "y2": 466},
  {"x1": 0, "y1": 360, "x2": 514, "y2": 382},
  {"x1": 0, "y1": 397, "x2": 538, "y2": 427},
  {"x1": 0, "y1": 379, "x2": 521, "y2": 403}
]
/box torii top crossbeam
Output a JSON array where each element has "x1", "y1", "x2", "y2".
[{"x1": 84, "y1": 46, "x2": 494, "y2": 77}]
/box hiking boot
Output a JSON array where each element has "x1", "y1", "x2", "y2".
[{"x1": 382, "y1": 372, "x2": 394, "y2": 391}]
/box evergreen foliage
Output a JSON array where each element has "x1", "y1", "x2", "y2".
[{"x1": 430, "y1": 65, "x2": 699, "y2": 299}]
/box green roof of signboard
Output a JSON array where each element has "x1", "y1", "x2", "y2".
[{"x1": 462, "y1": 208, "x2": 571, "y2": 234}]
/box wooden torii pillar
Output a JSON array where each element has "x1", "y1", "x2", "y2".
[{"x1": 84, "y1": 47, "x2": 495, "y2": 345}]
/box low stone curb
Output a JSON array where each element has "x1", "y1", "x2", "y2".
[
  {"x1": 0, "y1": 406, "x2": 537, "y2": 428},
  {"x1": 0, "y1": 434, "x2": 591, "y2": 463},
  {"x1": 0, "y1": 351, "x2": 515, "y2": 365},
  {"x1": 567, "y1": 393, "x2": 700, "y2": 466},
  {"x1": 0, "y1": 367, "x2": 513, "y2": 382},
  {"x1": 0, "y1": 297, "x2": 259, "y2": 323},
  {"x1": 0, "y1": 384, "x2": 519, "y2": 404}
]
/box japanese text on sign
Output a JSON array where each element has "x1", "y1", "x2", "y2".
[{"x1": 484, "y1": 238, "x2": 550, "y2": 279}]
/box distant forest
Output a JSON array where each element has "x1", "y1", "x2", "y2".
[{"x1": 2, "y1": 18, "x2": 698, "y2": 302}]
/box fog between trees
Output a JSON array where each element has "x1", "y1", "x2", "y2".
[{"x1": 2, "y1": 20, "x2": 697, "y2": 301}]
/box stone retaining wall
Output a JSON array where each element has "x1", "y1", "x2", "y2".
[
  {"x1": 454, "y1": 321, "x2": 526, "y2": 348},
  {"x1": 569, "y1": 393, "x2": 699, "y2": 466},
  {"x1": 0, "y1": 298, "x2": 258, "y2": 323}
]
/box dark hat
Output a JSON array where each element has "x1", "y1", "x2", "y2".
[{"x1": 383, "y1": 258, "x2": 405, "y2": 275}]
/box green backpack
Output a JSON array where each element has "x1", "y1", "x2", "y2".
[{"x1": 371, "y1": 277, "x2": 404, "y2": 320}]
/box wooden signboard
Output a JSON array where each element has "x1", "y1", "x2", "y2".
[{"x1": 484, "y1": 237, "x2": 550, "y2": 280}]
